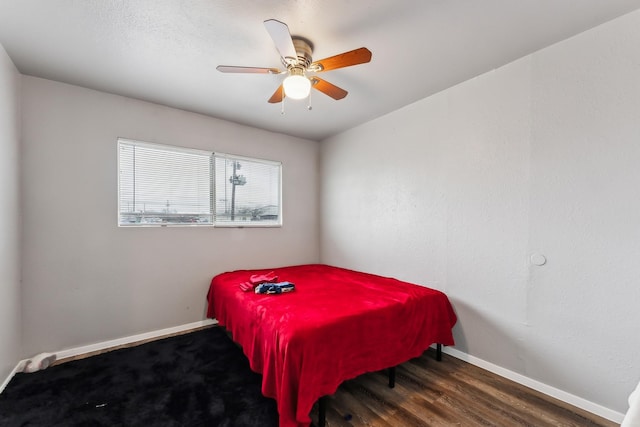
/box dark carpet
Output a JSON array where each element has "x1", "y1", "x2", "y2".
[{"x1": 0, "y1": 327, "x2": 278, "y2": 427}]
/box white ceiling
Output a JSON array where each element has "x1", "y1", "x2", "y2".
[{"x1": 1, "y1": 0, "x2": 640, "y2": 141}]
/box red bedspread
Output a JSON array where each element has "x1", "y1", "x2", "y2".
[{"x1": 206, "y1": 264, "x2": 457, "y2": 427}]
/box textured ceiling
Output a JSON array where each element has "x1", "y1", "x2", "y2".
[{"x1": 1, "y1": 0, "x2": 640, "y2": 141}]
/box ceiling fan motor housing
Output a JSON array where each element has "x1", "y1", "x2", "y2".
[{"x1": 290, "y1": 37, "x2": 313, "y2": 69}]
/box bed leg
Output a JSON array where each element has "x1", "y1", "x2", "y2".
[
  {"x1": 388, "y1": 366, "x2": 396, "y2": 388},
  {"x1": 318, "y1": 395, "x2": 326, "y2": 427},
  {"x1": 436, "y1": 343, "x2": 442, "y2": 361}
]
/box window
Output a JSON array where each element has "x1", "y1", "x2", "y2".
[
  {"x1": 214, "y1": 153, "x2": 282, "y2": 226},
  {"x1": 118, "y1": 138, "x2": 282, "y2": 227}
]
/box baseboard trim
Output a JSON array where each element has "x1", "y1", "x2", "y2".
[
  {"x1": 55, "y1": 319, "x2": 218, "y2": 361},
  {"x1": 0, "y1": 360, "x2": 25, "y2": 394},
  {"x1": 438, "y1": 345, "x2": 624, "y2": 424},
  {"x1": 0, "y1": 319, "x2": 218, "y2": 395}
]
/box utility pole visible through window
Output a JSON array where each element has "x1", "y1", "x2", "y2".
[{"x1": 229, "y1": 161, "x2": 246, "y2": 221}]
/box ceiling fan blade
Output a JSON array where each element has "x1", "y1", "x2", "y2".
[
  {"x1": 310, "y1": 47, "x2": 372, "y2": 72},
  {"x1": 264, "y1": 19, "x2": 297, "y2": 62},
  {"x1": 268, "y1": 84, "x2": 285, "y2": 103},
  {"x1": 311, "y1": 77, "x2": 348, "y2": 100},
  {"x1": 217, "y1": 65, "x2": 281, "y2": 74}
]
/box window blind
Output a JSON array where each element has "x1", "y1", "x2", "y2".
[{"x1": 118, "y1": 139, "x2": 213, "y2": 226}]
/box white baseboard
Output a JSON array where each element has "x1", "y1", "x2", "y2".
[
  {"x1": 0, "y1": 360, "x2": 25, "y2": 394},
  {"x1": 438, "y1": 345, "x2": 624, "y2": 424},
  {"x1": 55, "y1": 319, "x2": 218, "y2": 360},
  {"x1": 0, "y1": 319, "x2": 217, "y2": 395}
]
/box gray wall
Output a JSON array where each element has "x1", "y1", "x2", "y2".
[
  {"x1": 0, "y1": 44, "x2": 21, "y2": 386},
  {"x1": 20, "y1": 76, "x2": 320, "y2": 357},
  {"x1": 321, "y1": 10, "x2": 640, "y2": 418}
]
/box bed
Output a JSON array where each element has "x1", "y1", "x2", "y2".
[{"x1": 206, "y1": 264, "x2": 457, "y2": 427}]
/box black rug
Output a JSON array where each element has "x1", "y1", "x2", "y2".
[{"x1": 0, "y1": 327, "x2": 278, "y2": 426}]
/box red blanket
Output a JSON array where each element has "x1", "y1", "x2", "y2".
[{"x1": 207, "y1": 264, "x2": 457, "y2": 427}]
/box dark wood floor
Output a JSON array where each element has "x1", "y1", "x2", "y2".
[{"x1": 309, "y1": 349, "x2": 617, "y2": 427}]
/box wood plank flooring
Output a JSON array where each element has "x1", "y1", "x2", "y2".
[{"x1": 309, "y1": 348, "x2": 617, "y2": 427}]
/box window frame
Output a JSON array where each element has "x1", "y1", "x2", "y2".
[{"x1": 117, "y1": 138, "x2": 282, "y2": 228}]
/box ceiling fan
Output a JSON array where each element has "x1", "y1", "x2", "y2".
[{"x1": 217, "y1": 19, "x2": 372, "y2": 104}]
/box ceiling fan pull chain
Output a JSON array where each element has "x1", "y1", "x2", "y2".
[
  {"x1": 281, "y1": 96, "x2": 285, "y2": 115},
  {"x1": 307, "y1": 90, "x2": 312, "y2": 110}
]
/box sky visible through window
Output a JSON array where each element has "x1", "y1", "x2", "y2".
[{"x1": 215, "y1": 156, "x2": 280, "y2": 222}]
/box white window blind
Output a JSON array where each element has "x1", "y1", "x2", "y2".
[{"x1": 117, "y1": 138, "x2": 281, "y2": 227}]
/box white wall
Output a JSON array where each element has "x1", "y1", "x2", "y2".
[
  {"x1": 20, "y1": 76, "x2": 320, "y2": 357},
  {"x1": 321, "y1": 9, "x2": 640, "y2": 418},
  {"x1": 0, "y1": 43, "x2": 21, "y2": 384}
]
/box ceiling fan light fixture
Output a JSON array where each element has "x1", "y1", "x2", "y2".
[{"x1": 283, "y1": 70, "x2": 311, "y2": 100}]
